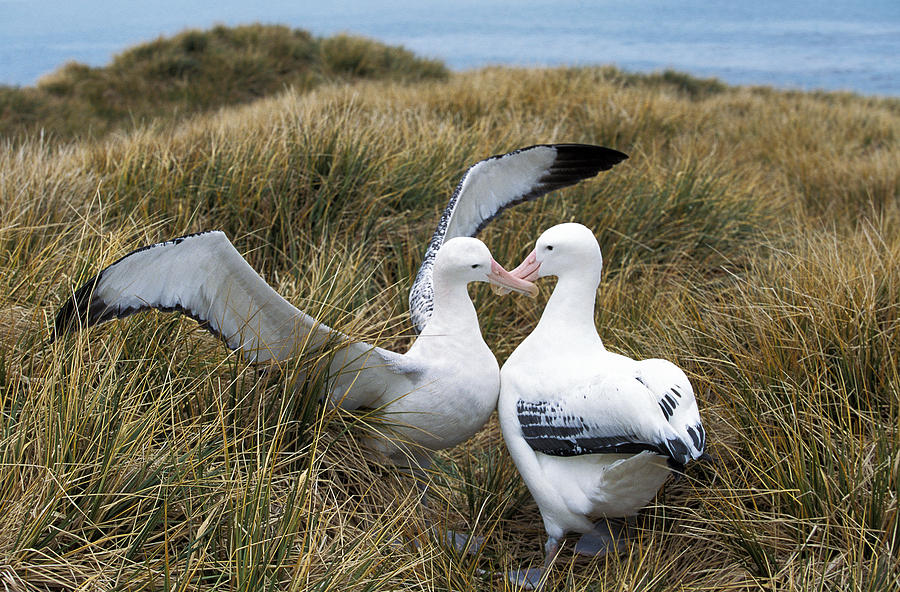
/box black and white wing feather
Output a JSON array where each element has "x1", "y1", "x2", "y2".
[
  {"x1": 516, "y1": 369, "x2": 703, "y2": 469},
  {"x1": 408, "y1": 144, "x2": 628, "y2": 332},
  {"x1": 52, "y1": 231, "x2": 413, "y2": 409},
  {"x1": 633, "y1": 359, "x2": 707, "y2": 460},
  {"x1": 53, "y1": 231, "x2": 331, "y2": 360}
]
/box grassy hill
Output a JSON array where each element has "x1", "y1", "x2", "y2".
[
  {"x1": 1, "y1": 25, "x2": 899, "y2": 591},
  {"x1": 0, "y1": 24, "x2": 446, "y2": 142}
]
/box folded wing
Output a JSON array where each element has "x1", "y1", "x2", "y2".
[
  {"x1": 515, "y1": 371, "x2": 700, "y2": 469},
  {"x1": 634, "y1": 359, "x2": 707, "y2": 459}
]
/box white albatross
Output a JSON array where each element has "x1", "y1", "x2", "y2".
[
  {"x1": 52, "y1": 144, "x2": 628, "y2": 467},
  {"x1": 498, "y1": 223, "x2": 707, "y2": 589},
  {"x1": 55, "y1": 234, "x2": 535, "y2": 466}
]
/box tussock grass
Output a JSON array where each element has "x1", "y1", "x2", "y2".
[{"x1": 1, "y1": 48, "x2": 899, "y2": 590}]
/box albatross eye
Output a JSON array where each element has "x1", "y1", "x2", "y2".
[
  {"x1": 546, "y1": 245, "x2": 554, "y2": 251},
  {"x1": 471, "y1": 264, "x2": 480, "y2": 269}
]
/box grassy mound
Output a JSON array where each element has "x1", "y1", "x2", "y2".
[
  {"x1": 0, "y1": 48, "x2": 899, "y2": 590},
  {"x1": 0, "y1": 24, "x2": 447, "y2": 142}
]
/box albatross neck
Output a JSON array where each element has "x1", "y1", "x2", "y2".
[
  {"x1": 421, "y1": 278, "x2": 481, "y2": 338},
  {"x1": 533, "y1": 272, "x2": 602, "y2": 345}
]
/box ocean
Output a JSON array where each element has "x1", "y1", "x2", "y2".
[{"x1": 1, "y1": 0, "x2": 898, "y2": 96}]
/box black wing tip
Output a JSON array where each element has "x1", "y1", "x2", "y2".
[
  {"x1": 550, "y1": 144, "x2": 629, "y2": 175},
  {"x1": 552, "y1": 143, "x2": 629, "y2": 165},
  {"x1": 495, "y1": 143, "x2": 628, "y2": 171},
  {"x1": 666, "y1": 457, "x2": 687, "y2": 473},
  {"x1": 51, "y1": 273, "x2": 105, "y2": 341},
  {"x1": 528, "y1": 143, "x2": 629, "y2": 191},
  {"x1": 50, "y1": 231, "x2": 220, "y2": 342},
  {"x1": 665, "y1": 437, "x2": 692, "y2": 467}
]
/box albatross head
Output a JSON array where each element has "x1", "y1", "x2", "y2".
[
  {"x1": 510, "y1": 222, "x2": 603, "y2": 286},
  {"x1": 434, "y1": 237, "x2": 538, "y2": 296}
]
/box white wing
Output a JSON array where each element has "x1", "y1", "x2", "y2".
[
  {"x1": 53, "y1": 231, "x2": 415, "y2": 409},
  {"x1": 408, "y1": 144, "x2": 628, "y2": 332}
]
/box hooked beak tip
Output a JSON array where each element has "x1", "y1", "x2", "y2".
[
  {"x1": 487, "y1": 258, "x2": 537, "y2": 297},
  {"x1": 509, "y1": 249, "x2": 542, "y2": 283}
]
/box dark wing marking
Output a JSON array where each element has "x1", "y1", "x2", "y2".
[
  {"x1": 633, "y1": 360, "x2": 707, "y2": 460},
  {"x1": 409, "y1": 144, "x2": 628, "y2": 333},
  {"x1": 516, "y1": 400, "x2": 689, "y2": 469}
]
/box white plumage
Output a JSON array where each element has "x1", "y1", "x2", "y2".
[
  {"x1": 54, "y1": 146, "x2": 628, "y2": 465},
  {"x1": 499, "y1": 223, "x2": 706, "y2": 587},
  {"x1": 55, "y1": 233, "x2": 533, "y2": 465}
]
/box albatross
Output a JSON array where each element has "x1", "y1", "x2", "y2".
[
  {"x1": 53, "y1": 145, "x2": 628, "y2": 468},
  {"x1": 498, "y1": 223, "x2": 707, "y2": 589}
]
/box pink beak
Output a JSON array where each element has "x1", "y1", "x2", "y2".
[
  {"x1": 487, "y1": 259, "x2": 538, "y2": 297},
  {"x1": 509, "y1": 249, "x2": 541, "y2": 282}
]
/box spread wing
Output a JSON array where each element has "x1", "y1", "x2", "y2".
[
  {"x1": 516, "y1": 368, "x2": 703, "y2": 469},
  {"x1": 408, "y1": 144, "x2": 628, "y2": 332},
  {"x1": 52, "y1": 230, "x2": 417, "y2": 409}
]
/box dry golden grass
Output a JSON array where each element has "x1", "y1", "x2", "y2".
[{"x1": 1, "y1": 65, "x2": 898, "y2": 590}]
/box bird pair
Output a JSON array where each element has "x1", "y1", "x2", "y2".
[{"x1": 52, "y1": 144, "x2": 707, "y2": 589}]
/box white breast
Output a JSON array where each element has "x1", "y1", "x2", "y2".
[{"x1": 372, "y1": 332, "x2": 500, "y2": 457}]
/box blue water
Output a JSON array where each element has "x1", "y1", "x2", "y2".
[{"x1": 2, "y1": 0, "x2": 898, "y2": 96}]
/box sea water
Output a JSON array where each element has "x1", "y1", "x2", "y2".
[{"x1": 1, "y1": 0, "x2": 898, "y2": 96}]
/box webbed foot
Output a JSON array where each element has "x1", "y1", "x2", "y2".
[
  {"x1": 573, "y1": 519, "x2": 630, "y2": 556},
  {"x1": 441, "y1": 529, "x2": 485, "y2": 555},
  {"x1": 505, "y1": 567, "x2": 547, "y2": 590}
]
